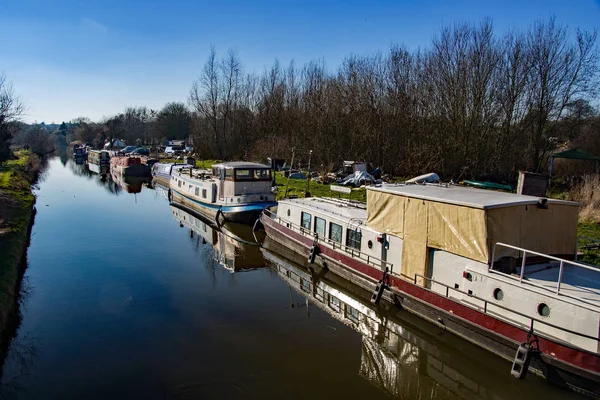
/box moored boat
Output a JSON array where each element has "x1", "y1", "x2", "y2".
[
  {"x1": 152, "y1": 162, "x2": 186, "y2": 187},
  {"x1": 169, "y1": 161, "x2": 277, "y2": 225},
  {"x1": 110, "y1": 155, "x2": 149, "y2": 177},
  {"x1": 88, "y1": 150, "x2": 110, "y2": 176},
  {"x1": 259, "y1": 183, "x2": 600, "y2": 395}
]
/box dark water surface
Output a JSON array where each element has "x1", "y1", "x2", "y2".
[{"x1": 0, "y1": 157, "x2": 582, "y2": 399}]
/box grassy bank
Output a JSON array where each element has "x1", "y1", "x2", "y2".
[
  {"x1": 0, "y1": 151, "x2": 39, "y2": 339},
  {"x1": 273, "y1": 172, "x2": 366, "y2": 201}
]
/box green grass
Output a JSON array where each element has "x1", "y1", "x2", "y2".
[
  {"x1": 0, "y1": 150, "x2": 37, "y2": 332},
  {"x1": 274, "y1": 172, "x2": 366, "y2": 201},
  {"x1": 577, "y1": 221, "x2": 600, "y2": 265},
  {"x1": 159, "y1": 158, "x2": 221, "y2": 170}
]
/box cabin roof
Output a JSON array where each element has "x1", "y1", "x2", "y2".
[
  {"x1": 282, "y1": 197, "x2": 367, "y2": 221},
  {"x1": 368, "y1": 183, "x2": 578, "y2": 209},
  {"x1": 213, "y1": 161, "x2": 270, "y2": 169}
]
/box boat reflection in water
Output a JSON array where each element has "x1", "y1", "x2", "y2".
[
  {"x1": 87, "y1": 162, "x2": 109, "y2": 177},
  {"x1": 261, "y1": 238, "x2": 577, "y2": 400},
  {"x1": 110, "y1": 169, "x2": 152, "y2": 194},
  {"x1": 171, "y1": 202, "x2": 265, "y2": 272}
]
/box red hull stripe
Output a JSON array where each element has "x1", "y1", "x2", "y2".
[{"x1": 262, "y1": 214, "x2": 600, "y2": 375}]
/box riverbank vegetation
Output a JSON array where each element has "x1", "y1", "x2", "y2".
[{"x1": 0, "y1": 151, "x2": 40, "y2": 335}]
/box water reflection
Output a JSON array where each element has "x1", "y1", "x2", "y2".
[
  {"x1": 261, "y1": 238, "x2": 578, "y2": 400},
  {"x1": 110, "y1": 169, "x2": 152, "y2": 194},
  {"x1": 170, "y1": 203, "x2": 265, "y2": 273}
]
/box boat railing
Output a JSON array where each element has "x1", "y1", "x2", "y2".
[
  {"x1": 413, "y1": 272, "x2": 600, "y2": 345},
  {"x1": 490, "y1": 242, "x2": 600, "y2": 308},
  {"x1": 263, "y1": 209, "x2": 394, "y2": 273}
]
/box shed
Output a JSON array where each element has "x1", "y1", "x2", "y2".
[{"x1": 549, "y1": 148, "x2": 600, "y2": 179}]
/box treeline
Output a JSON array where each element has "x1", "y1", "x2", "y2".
[
  {"x1": 189, "y1": 18, "x2": 600, "y2": 180},
  {"x1": 63, "y1": 102, "x2": 191, "y2": 149}
]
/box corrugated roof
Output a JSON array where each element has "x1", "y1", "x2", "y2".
[{"x1": 368, "y1": 183, "x2": 578, "y2": 209}]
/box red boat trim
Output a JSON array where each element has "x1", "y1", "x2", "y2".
[{"x1": 261, "y1": 213, "x2": 600, "y2": 376}]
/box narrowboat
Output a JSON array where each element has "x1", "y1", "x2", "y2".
[
  {"x1": 171, "y1": 202, "x2": 265, "y2": 272},
  {"x1": 259, "y1": 184, "x2": 600, "y2": 396},
  {"x1": 73, "y1": 146, "x2": 87, "y2": 160},
  {"x1": 110, "y1": 155, "x2": 150, "y2": 177},
  {"x1": 87, "y1": 150, "x2": 110, "y2": 176},
  {"x1": 169, "y1": 162, "x2": 277, "y2": 225},
  {"x1": 261, "y1": 238, "x2": 575, "y2": 399},
  {"x1": 151, "y1": 162, "x2": 185, "y2": 187}
]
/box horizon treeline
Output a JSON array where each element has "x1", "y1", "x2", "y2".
[
  {"x1": 20, "y1": 17, "x2": 600, "y2": 181},
  {"x1": 189, "y1": 17, "x2": 600, "y2": 180}
]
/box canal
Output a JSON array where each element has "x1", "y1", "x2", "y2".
[{"x1": 0, "y1": 157, "x2": 583, "y2": 399}]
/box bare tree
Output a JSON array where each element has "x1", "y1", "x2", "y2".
[{"x1": 0, "y1": 74, "x2": 25, "y2": 162}]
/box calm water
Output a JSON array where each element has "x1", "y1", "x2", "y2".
[{"x1": 0, "y1": 157, "x2": 583, "y2": 399}]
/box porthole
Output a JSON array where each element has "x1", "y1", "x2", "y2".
[
  {"x1": 493, "y1": 288, "x2": 504, "y2": 301},
  {"x1": 537, "y1": 303, "x2": 550, "y2": 317},
  {"x1": 287, "y1": 209, "x2": 291, "y2": 217},
  {"x1": 368, "y1": 240, "x2": 373, "y2": 249}
]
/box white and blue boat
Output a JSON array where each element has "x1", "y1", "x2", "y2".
[
  {"x1": 151, "y1": 162, "x2": 186, "y2": 187},
  {"x1": 169, "y1": 161, "x2": 277, "y2": 225}
]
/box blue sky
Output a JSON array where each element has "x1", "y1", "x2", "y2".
[{"x1": 1, "y1": 0, "x2": 599, "y2": 124}]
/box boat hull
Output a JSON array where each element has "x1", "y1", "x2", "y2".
[
  {"x1": 260, "y1": 212, "x2": 600, "y2": 396},
  {"x1": 171, "y1": 189, "x2": 276, "y2": 225},
  {"x1": 112, "y1": 163, "x2": 149, "y2": 178}
]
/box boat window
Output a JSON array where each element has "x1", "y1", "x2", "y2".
[
  {"x1": 301, "y1": 212, "x2": 312, "y2": 230},
  {"x1": 329, "y1": 222, "x2": 342, "y2": 243},
  {"x1": 195, "y1": 187, "x2": 199, "y2": 196},
  {"x1": 254, "y1": 169, "x2": 271, "y2": 180},
  {"x1": 346, "y1": 229, "x2": 362, "y2": 250},
  {"x1": 225, "y1": 169, "x2": 234, "y2": 180},
  {"x1": 178, "y1": 180, "x2": 182, "y2": 188},
  {"x1": 235, "y1": 169, "x2": 253, "y2": 180},
  {"x1": 345, "y1": 305, "x2": 360, "y2": 324},
  {"x1": 202, "y1": 189, "x2": 207, "y2": 199},
  {"x1": 314, "y1": 217, "x2": 326, "y2": 237}
]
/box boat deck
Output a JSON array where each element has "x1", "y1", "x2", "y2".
[
  {"x1": 283, "y1": 197, "x2": 368, "y2": 221},
  {"x1": 519, "y1": 262, "x2": 600, "y2": 307}
]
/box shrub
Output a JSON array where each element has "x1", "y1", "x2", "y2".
[{"x1": 571, "y1": 174, "x2": 600, "y2": 223}]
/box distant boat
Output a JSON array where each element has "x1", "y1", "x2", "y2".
[
  {"x1": 110, "y1": 155, "x2": 149, "y2": 178},
  {"x1": 464, "y1": 180, "x2": 512, "y2": 191},
  {"x1": 169, "y1": 161, "x2": 276, "y2": 225},
  {"x1": 151, "y1": 162, "x2": 186, "y2": 187}
]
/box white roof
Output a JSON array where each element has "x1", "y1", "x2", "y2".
[
  {"x1": 281, "y1": 197, "x2": 367, "y2": 221},
  {"x1": 213, "y1": 161, "x2": 270, "y2": 169},
  {"x1": 368, "y1": 183, "x2": 578, "y2": 210}
]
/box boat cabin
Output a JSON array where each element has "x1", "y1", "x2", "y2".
[
  {"x1": 210, "y1": 162, "x2": 273, "y2": 198},
  {"x1": 171, "y1": 161, "x2": 275, "y2": 206}
]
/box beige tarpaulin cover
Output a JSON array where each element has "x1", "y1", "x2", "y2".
[
  {"x1": 366, "y1": 189, "x2": 579, "y2": 278},
  {"x1": 428, "y1": 202, "x2": 488, "y2": 263},
  {"x1": 402, "y1": 198, "x2": 428, "y2": 285},
  {"x1": 366, "y1": 190, "x2": 405, "y2": 236}
]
